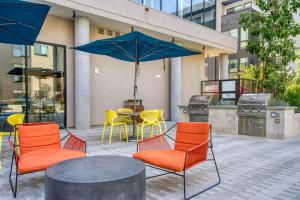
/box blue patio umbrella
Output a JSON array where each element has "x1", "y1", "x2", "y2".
[
  {"x1": 0, "y1": 0, "x2": 50, "y2": 45},
  {"x1": 0, "y1": 0, "x2": 50, "y2": 122},
  {"x1": 73, "y1": 31, "x2": 200, "y2": 110}
]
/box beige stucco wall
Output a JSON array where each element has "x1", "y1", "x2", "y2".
[
  {"x1": 90, "y1": 26, "x2": 169, "y2": 125},
  {"x1": 181, "y1": 54, "x2": 205, "y2": 105},
  {"x1": 36, "y1": 14, "x2": 75, "y2": 127}
]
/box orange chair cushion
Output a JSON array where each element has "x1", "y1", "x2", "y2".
[
  {"x1": 133, "y1": 150, "x2": 186, "y2": 172},
  {"x1": 18, "y1": 123, "x2": 61, "y2": 155},
  {"x1": 175, "y1": 122, "x2": 210, "y2": 151},
  {"x1": 18, "y1": 148, "x2": 86, "y2": 174}
]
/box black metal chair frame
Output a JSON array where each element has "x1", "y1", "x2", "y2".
[
  {"x1": 8, "y1": 122, "x2": 87, "y2": 198},
  {"x1": 137, "y1": 123, "x2": 221, "y2": 200}
]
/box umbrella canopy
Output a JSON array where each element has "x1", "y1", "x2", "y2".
[
  {"x1": 0, "y1": 0, "x2": 50, "y2": 45},
  {"x1": 7, "y1": 67, "x2": 64, "y2": 78},
  {"x1": 72, "y1": 31, "x2": 200, "y2": 62}
]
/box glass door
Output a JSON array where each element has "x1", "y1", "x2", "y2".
[{"x1": 28, "y1": 42, "x2": 66, "y2": 127}]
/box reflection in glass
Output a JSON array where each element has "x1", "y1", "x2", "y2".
[
  {"x1": 144, "y1": 0, "x2": 161, "y2": 10},
  {"x1": 192, "y1": 0, "x2": 204, "y2": 24},
  {"x1": 162, "y1": 0, "x2": 177, "y2": 15},
  {"x1": 0, "y1": 42, "x2": 66, "y2": 130},
  {"x1": 204, "y1": 0, "x2": 216, "y2": 29},
  {"x1": 178, "y1": 0, "x2": 191, "y2": 20},
  {"x1": 28, "y1": 43, "x2": 65, "y2": 127},
  {"x1": 0, "y1": 44, "x2": 26, "y2": 132}
]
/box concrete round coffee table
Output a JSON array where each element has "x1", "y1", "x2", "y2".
[{"x1": 45, "y1": 155, "x2": 145, "y2": 200}]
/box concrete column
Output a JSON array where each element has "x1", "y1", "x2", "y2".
[
  {"x1": 219, "y1": 54, "x2": 229, "y2": 80},
  {"x1": 74, "y1": 17, "x2": 90, "y2": 129},
  {"x1": 170, "y1": 57, "x2": 182, "y2": 122}
]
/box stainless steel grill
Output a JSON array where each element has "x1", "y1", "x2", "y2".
[
  {"x1": 188, "y1": 95, "x2": 217, "y2": 122},
  {"x1": 237, "y1": 93, "x2": 273, "y2": 137}
]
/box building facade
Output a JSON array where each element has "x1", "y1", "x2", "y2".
[
  {"x1": 205, "y1": 0, "x2": 259, "y2": 80},
  {"x1": 0, "y1": 0, "x2": 237, "y2": 129}
]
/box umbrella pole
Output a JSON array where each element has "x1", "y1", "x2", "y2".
[
  {"x1": 132, "y1": 61, "x2": 138, "y2": 140},
  {"x1": 25, "y1": 45, "x2": 29, "y2": 123}
]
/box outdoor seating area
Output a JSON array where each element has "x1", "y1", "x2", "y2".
[
  {"x1": 0, "y1": 0, "x2": 300, "y2": 199},
  {"x1": 0, "y1": 123, "x2": 300, "y2": 200},
  {"x1": 101, "y1": 108, "x2": 167, "y2": 143}
]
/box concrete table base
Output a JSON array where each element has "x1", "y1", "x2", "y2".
[{"x1": 45, "y1": 156, "x2": 145, "y2": 200}]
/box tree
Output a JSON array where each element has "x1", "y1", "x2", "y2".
[{"x1": 239, "y1": 0, "x2": 300, "y2": 99}]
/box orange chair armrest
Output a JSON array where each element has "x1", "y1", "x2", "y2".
[
  {"x1": 137, "y1": 134, "x2": 171, "y2": 152},
  {"x1": 8, "y1": 140, "x2": 20, "y2": 163},
  {"x1": 185, "y1": 140, "x2": 210, "y2": 169},
  {"x1": 63, "y1": 134, "x2": 87, "y2": 154}
]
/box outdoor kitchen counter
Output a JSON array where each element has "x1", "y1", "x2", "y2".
[{"x1": 208, "y1": 105, "x2": 239, "y2": 135}]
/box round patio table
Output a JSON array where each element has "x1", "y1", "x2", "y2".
[
  {"x1": 45, "y1": 155, "x2": 146, "y2": 200},
  {"x1": 117, "y1": 112, "x2": 140, "y2": 142}
]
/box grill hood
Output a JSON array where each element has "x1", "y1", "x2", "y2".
[{"x1": 238, "y1": 93, "x2": 273, "y2": 107}]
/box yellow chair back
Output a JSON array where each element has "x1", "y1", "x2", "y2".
[
  {"x1": 140, "y1": 110, "x2": 159, "y2": 123},
  {"x1": 105, "y1": 110, "x2": 118, "y2": 124},
  {"x1": 7, "y1": 114, "x2": 25, "y2": 127}
]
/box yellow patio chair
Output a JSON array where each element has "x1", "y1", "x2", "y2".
[
  {"x1": 101, "y1": 110, "x2": 128, "y2": 144},
  {"x1": 117, "y1": 108, "x2": 133, "y2": 133},
  {"x1": 154, "y1": 109, "x2": 167, "y2": 132},
  {"x1": 0, "y1": 113, "x2": 25, "y2": 169},
  {"x1": 137, "y1": 110, "x2": 161, "y2": 141}
]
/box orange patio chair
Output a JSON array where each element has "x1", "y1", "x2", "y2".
[
  {"x1": 133, "y1": 122, "x2": 220, "y2": 200},
  {"x1": 8, "y1": 122, "x2": 87, "y2": 197}
]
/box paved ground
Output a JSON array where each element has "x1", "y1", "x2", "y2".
[{"x1": 0, "y1": 122, "x2": 300, "y2": 200}]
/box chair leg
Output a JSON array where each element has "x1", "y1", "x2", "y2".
[
  {"x1": 119, "y1": 125, "x2": 123, "y2": 140},
  {"x1": 141, "y1": 124, "x2": 145, "y2": 140},
  {"x1": 109, "y1": 125, "x2": 114, "y2": 144},
  {"x1": 101, "y1": 123, "x2": 107, "y2": 142},
  {"x1": 124, "y1": 124, "x2": 128, "y2": 142},
  {"x1": 162, "y1": 119, "x2": 167, "y2": 132},
  {"x1": 9, "y1": 154, "x2": 18, "y2": 198},
  {"x1": 183, "y1": 147, "x2": 221, "y2": 200},
  {"x1": 150, "y1": 125, "x2": 153, "y2": 138},
  {"x1": 136, "y1": 124, "x2": 139, "y2": 141}
]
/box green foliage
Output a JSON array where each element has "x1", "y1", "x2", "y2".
[
  {"x1": 239, "y1": 0, "x2": 300, "y2": 99},
  {"x1": 285, "y1": 84, "x2": 300, "y2": 112},
  {"x1": 239, "y1": 64, "x2": 263, "y2": 92}
]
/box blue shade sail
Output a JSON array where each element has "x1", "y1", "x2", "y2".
[
  {"x1": 0, "y1": 0, "x2": 50, "y2": 45},
  {"x1": 72, "y1": 31, "x2": 200, "y2": 62}
]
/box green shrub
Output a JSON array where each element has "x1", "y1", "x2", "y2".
[{"x1": 285, "y1": 84, "x2": 300, "y2": 113}]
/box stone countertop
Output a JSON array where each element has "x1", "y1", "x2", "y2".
[
  {"x1": 209, "y1": 105, "x2": 238, "y2": 109},
  {"x1": 267, "y1": 106, "x2": 297, "y2": 110}
]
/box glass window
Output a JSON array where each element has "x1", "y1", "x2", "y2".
[
  {"x1": 240, "y1": 58, "x2": 248, "y2": 69},
  {"x1": 240, "y1": 28, "x2": 248, "y2": 49},
  {"x1": 192, "y1": 0, "x2": 204, "y2": 24},
  {"x1": 204, "y1": 0, "x2": 216, "y2": 29},
  {"x1": 12, "y1": 45, "x2": 25, "y2": 57},
  {"x1": 34, "y1": 44, "x2": 48, "y2": 56},
  {"x1": 162, "y1": 0, "x2": 177, "y2": 15},
  {"x1": 178, "y1": 0, "x2": 192, "y2": 20},
  {"x1": 135, "y1": 0, "x2": 143, "y2": 3},
  {"x1": 225, "y1": 29, "x2": 238, "y2": 39},
  {"x1": 227, "y1": 5, "x2": 243, "y2": 14},
  {"x1": 0, "y1": 42, "x2": 66, "y2": 129},
  {"x1": 229, "y1": 59, "x2": 238, "y2": 73},
  {"x1": 244, "y1": 2, "x2": 252, "y2": 9},
  {"x1": 144, "y1": 0, "x2": 161, "y2": 10}
]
